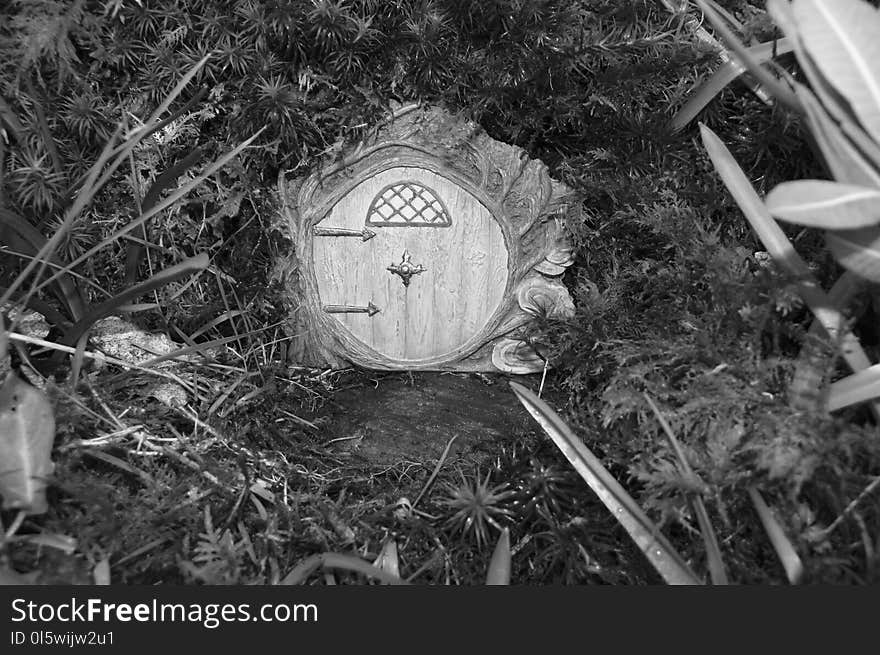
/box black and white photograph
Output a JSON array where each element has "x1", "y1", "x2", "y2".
[{"x1": 0, "y1": 0, "x2": 878, "y2": 626}]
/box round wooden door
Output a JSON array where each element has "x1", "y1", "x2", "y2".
[{"x1": 312, "y1": 166, "x2": 509, "y2": 364}]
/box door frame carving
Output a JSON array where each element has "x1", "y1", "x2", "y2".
[{"x1": 277, "y1": 104, "x2": 578, "y2": 372}]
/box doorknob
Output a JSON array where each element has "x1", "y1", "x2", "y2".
[{"x1": 387, "y1": 250, "x2": 426, "y2": 287}]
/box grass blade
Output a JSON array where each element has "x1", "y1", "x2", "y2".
[
  {"x1": 670, "y1": 38, "x2": 794, "y2": 133},
  {"x1": 35, "y1": 131, "x2": 263, "y2": 297},
  {"x1": 60, "y1": 253, "x2": 209, "y2": 347},
  {"x1": 0, "y1": 122, "x2": 123, "y2": 320},
  {"x1": 827, "y1": 363, "x2": 880, "y2": 412},
  {"x1": 0, "y1": 208, "x2": 86, "y2": 320},
  {"x1": 280, "y1": 553, "x2": 409, "y2": 585},
  {"x1": 0, "y1": 95, "x2": 24, "y2": 141},
  {"x1": 644, "y1": 394, "x2": 728, "y2": 585},
  {"x1": 747, "y1": 487, "x2": 804, "y2": 584},
  {"x1": 124, "y1": 147, "x2": 205, "y2": 285},
  {"x1": 695, "y1": 0, "x2": 802, "y2": 114},
  {"x1": 144, "y1": 54, "x2": 210, "y2": 127},
  {"x1": 0, "y1": 286, "x2": 69, "y2": 329},
  {"x1": 510, "y1": 381, "x2": 702, "y2": 585},
  {"x1": 486, "y1": 527, "x2": 511, "y2": 585}
]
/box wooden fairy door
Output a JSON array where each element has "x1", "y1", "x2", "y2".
[
  {"x1": 280, "y1": 104, "x2": 577, "y2": 372},
  {"x1": 312, "y1": 167, "x2": 509, "y2": 365}
]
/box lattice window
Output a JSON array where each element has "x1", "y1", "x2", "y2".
[{"x1": 366, "y1": 181, "x2": 451, "y2": 227}]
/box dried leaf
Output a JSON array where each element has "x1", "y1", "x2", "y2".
[{"x1": 0, "y1": 372, "x2": 55, "y2": 514}]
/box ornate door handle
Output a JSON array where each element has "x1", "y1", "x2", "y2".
[{"x1": 387, "y1": 251, "x2": 426, "y2": 287}]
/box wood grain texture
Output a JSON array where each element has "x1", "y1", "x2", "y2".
[
  {"x1": 276, "y1": 105, "x2": 578, "y2": 372},
  {"x1": 313, "y1": 166, "x2": 508, "y2": 362}
]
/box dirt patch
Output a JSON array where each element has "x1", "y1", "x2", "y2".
[{"x1": 313, "y1": 372, "x2": 540, "y2": 467}]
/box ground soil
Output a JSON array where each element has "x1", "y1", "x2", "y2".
[{"x1": 303, "y1": 371, "x2": 542, "y2": 468}]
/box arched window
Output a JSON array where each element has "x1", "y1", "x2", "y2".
[{"x1": 366, "y1": 181, "x2": 451, "y2": 227}]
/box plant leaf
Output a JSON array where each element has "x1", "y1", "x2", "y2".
[
  {"x1": 0, "y1": 122, "x2": 123, "y2": 321},
  {"x1": 747, "y1": 487, "x2": 804, "y2": 584},
  {"x1": 373, "y1": 538, "x2": 401, "y2": 581},
  {"x1": 0, "y1": 95, "x2": 24, "y2": 142},
  {"x1": 124, "y1": 148, "x2": 204, "y2": 286},
  {"x1": 826, "y1": 226, "x2": 880, "y2": 283},
  {"x1": 0, "y1": 315, "x2": 7, "y2": 361},
  {"x1": 701, "y1": 122, "x2": 879, "y2": 413},
  {"x1": 36, "y1": 130, "x2": 262, "y2": 298},
  {"x1": 93, "y1": 558, "x2": 111, "y2": 585},
  {"x1": 0, "y1": 286, "x2": 71, "y2": 331},
  {"x1": 486, "y1": 527, "x2": 511, "y2": 585},
  {"x1": 670, "y1": 38, "x2": 794, "y2": 133},
  {"x1": 699, "y1": 123, "x2": 814, "y2": 281},
  {"x1": 0, "y1": 371, "x2": 55, "y2": 514},
  {"x1": 793, "y1": 0, "x2": 880, "y2": 144},
  {"x1": 510, "y1": 381, "x2": 701, "y2": 585},
  {"x1": 16, "y1": 532, "x2": 76, "y2": 554},
  {"x1": 796, "y1": 84, "x2": 880, "y2": 187},
  {"x1": 827, "y1": 362, "x2": 880, "y2": 412},
  {"x1": 695, "y1": 0, "x2": 802, "y2": 114},
  {"x1": 6, "y1": 57, "x2": 212, "y2": 314},
  {"x1": 766, "y1": 180, "x2": 880, "y2": 228},
  {"x1": 60, "y1": 253, "x2": 209, "y2": 348},
  {"x1": 0, "y1": 208, "x2": 86, "y2": 321},
  {"x1": 280, "y1": 553, "x2": 409, "y2": 585},
  {"x1": 790, "y1": 271, "x2": 870, "y2": 414},
  {"x1": 644, "y1": 394, "x2": 728, "y2": 585}
]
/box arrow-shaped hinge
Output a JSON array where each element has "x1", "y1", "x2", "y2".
[
  {"x1": 323, "y1": 302, "x2": 380, "y2": 317},
  {"x1": 314, "y1": 226, "x2": 376, "y2": 241}
]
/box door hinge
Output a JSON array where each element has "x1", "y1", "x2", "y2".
[
  {"x1": 323, "y1": 302, "x2": 381, "y2": 316},
  {"x1": 313, "y1": 226, "x2": 377, "y2": 241}
]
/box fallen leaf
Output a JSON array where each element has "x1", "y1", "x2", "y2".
[{"x1": 0, "y1": 371, "x2": 55, "y2": 514}]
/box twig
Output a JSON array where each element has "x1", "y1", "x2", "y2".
[
  {"x1": 83, "y1": 449, "x2": 163, "y2": 488},
  {"x1": 413, "y1": 435, "x2": 458, "y2": 510},
  {"x1": 819, "y1": 476, "x2": 880, "y2": 539},
  {"x1": 7, "y1": 332, "x2": 197, "y2": 393},
  {"x1": 113, "y1": 536, "x2": 171, "y2": 568},
  {"x1": 4, "y1": 511, "x2": 26, "y2": 540}
]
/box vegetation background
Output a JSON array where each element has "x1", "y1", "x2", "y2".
[{"x1": 1, "y1": 0, "x2": 878, "y2": 584}]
